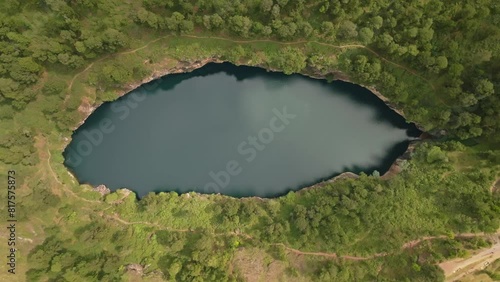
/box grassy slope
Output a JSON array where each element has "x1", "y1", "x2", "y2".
[{"x1": 0, "y1": 1, "x2": 498, "y2": 281}]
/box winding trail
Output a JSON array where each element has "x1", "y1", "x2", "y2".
[
  {"x1": 49, "y1": 35, "x2": 464, "y2": 263},
  {"x1": 181, "y1": 35, "x2": 429, "y2": 83},
  {"x1": 38, "y1": 124, "x2": 499, "y2": 266},
  {"x1": 490, "y1": 177, "x2": 500, "y2": 193},
  {"x1": 38, "y1": 132, "x2": 497, "y2": 263},
  {"x1": 440, "y1": 241, "x2": 500, "y2": 280},
  {"x1": 270, "y1": 242, "x2": 388, "y2": 261},
  {"x1": 40, "y1": 130, "x2": 498, "y2": 263},
  {"x1": 64, "y1": 35, "x2": 171, "y2": 104},
  {"x1": 66, "y1": 62, "x2": 97, "y2": 99},
  {"x1": 64, "y1": 34, "x2": 434, "y2": 103},
  {"x1": 102, "y1": 207, "x2": 500, "y2": 262},
  {"x1": 35, "y1": 135, "x2": 102, "y2": 204},
  {"x1": 402, "y1": 233, "x2": 498, "y2": 249}
]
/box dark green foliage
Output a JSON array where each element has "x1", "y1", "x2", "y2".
[
  {"x1": 272, "y1": 47, "x2": 307, "y2": 75},
  {"x1": 42, "y1": 79, "x2": 67, "y2": 96},
  {"x1": 1, "y1": 1, "x2": 499, "y2": 281},
  {"x1": 1, "y1": 0, "x2": 498, "y2": 140},
  {"x1": 0, "y1": 128, "x2": 37, "y2": 165},
  {"x1": 157, "y1": 231, "x2": 233, "y2": 281}
]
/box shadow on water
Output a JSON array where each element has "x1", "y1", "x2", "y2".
[
  {"x1": 141, "y1": 139, "x2": 412, "y2": 199},
  {"x1": 184, "y1": 62, "x2": 421, "y2": 136},
  {"x1": 263, "y1": 140, "x2": 413, "y2": 199},
  {"x1": 64, "y1": 62, "x2": 422, "y2": 199},
  {"x1": 136, "y1": 62, "x2": 420, "y2": 139}
]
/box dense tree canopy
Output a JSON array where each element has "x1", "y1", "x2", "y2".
[
  {"x1": 0, "y1": 0, "x2": 497, "y2": 140},
  {"x1": 0, "y1": 0, "x2": 499, "y2": 281}
]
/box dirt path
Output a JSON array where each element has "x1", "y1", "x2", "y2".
[
  {"x1": 64, "y1": 35, "x2": 171, "y2": 103},
  {"x1": 180, "y1": 35, "x2": 433, "y2": 89},
  {"x1": 440, "y1": 241, "x2": 500, "y2": 280},
  {"x1": 64, "y1": 62, "x2": 97, "y2": 104},
  {"x1": 38, "y1": 133, "x2": 498, "y2": 264},
  {"x1": 37, "y1": 131, "x2": 495, "y2": 264},
  {"x1": 118, "y1": 35, "x2": 170, "y2": 55},
  {"x1": 63, "y1": 34, "x2": 433, "y2": 104},
  {"x1": 182, "y1": 36, "x2": 401, "y2": 70},
  {"x1": 105, "y1": 213, "x2": 365, "y2": 260},
  {"x1": 33, "y1": 70, "x2": 49, "y2": 91},
  {"x1": 105, "y1": 207, "x2": 500, "y2": 263},
  {"x1": 183, "y1": 34, "x2": 396, "y2": 63},
  {"x1": 270, "y1": 243, "x2": 388, "y2": 260},
  {"x1": 34, "y1": 135, "x2": 62, "y2": 196},
  {"x1": 35, "y1": 135, "x2": 102, "y2": 204},
  {"x1": 403, "y1": 232, "x2": 500, "y2": 249},
  {"x1": 277, "y1": 243, "x2": 339, "y2": 259},
  {"x1": 490, "y1": 178, "x2": 500, "y2": 193},
  {"x1": 106, "y1": 213, "x2": 163, "y2": 228}
]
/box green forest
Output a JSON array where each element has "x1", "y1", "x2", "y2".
[{"x1": 0, "y1": 0, "x2": 499, "y2": 281}]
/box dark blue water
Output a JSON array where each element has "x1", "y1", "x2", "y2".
[{"x1": 64, "y1": 63, "x2": 420, "y2": 198}]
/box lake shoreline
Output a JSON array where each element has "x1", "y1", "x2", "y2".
[
  {"x1": 69, "y1": 57, "x2": 424, "y2": 200},
  {"x1": 75, "y1": 58, "x2": 418, "y2": 130}
]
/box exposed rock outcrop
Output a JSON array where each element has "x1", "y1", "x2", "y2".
[
  {"x1": 67, "y1": 58, "x2": 425, "y2": 199},
  {"x1": 94, "y1": 184, "x2": 110, "y2": 196},
  {"x1": 125, "y1": 264, "x2": 144, "y2": 275}
]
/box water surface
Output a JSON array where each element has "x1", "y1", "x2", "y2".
[{"x1": 64, "y1": 63, "x2": 419, "y2": 198}]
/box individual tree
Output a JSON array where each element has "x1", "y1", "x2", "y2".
[
  {"x1": 371, "y1": 16, "x2": 383, "y2": 29},
  {"x1": 260, "y1": 0, "x2": 273, "y2": 12},
  {"x1": 202, "y1": 15, "x2": 211, "y2": 30},
  {"x1": 276, "y1": 0, "x2": 289, "y2": 7},
  {"x1": 179, "y1": 20, "x2": 194, "y2": 34},
  {"x1": 460, "y1": 92, "x2": 478, "y2": 107},
  {"x1": 426, "y1": 146, "x2": 448, "y2": 163},
  {"x1": 273, "y1": 20, "x2": 297, "y2": 39},
  {"x1": 165, "y1": 12, "x2": 185, "y2": 31},
  {"x1": 224, "y1": 45, "x2": 246, "y2": 62},
  {"x1": 475, "y1": 79, "x2": 494, "y2": 99},
  {"x1": 251, "y1": 21, "x2": 265, "y2": 35},
  {"x1": 271, "y1": 4, "x2": 280, "y2": 18},
  {"x1": 210, "y1": 14, "x2": 224, "y2": 30},
  {"x1": 74, "y1": 41, "x2": 86, "y2": 54},
  {"x1": 418, "y1": 27, "x2": 434, "y2": 43},
  {"x1": 378, "y1": 33, "x2": 394, "y2": 49},
  {"x1": 42, "y1": 79, "x2": 66, "y2": 96},
  {"x1": 135, "y1": 8, "x2": 158, "y2": 29},
  {"x1": 9, "y1": 57, "x2": 42, "y2": 84},
  {"x1": 0, "y1": 78, "x2": 19, "y2": 99},
  {"x1": 406, "y1": 27, "x2": 419, "y2": 38},
  {"x1": 101, "y1": 28, "x2": 129, "y2": 52},
  {"x1": 169, "y1": 261, "x2": 182, "y2": 279},
  {"x1": 448, "y1": 63, "x2": 464, "y2": 77},
  {"x1": 229, "y1": 16, "x2": 252, "y2": 37},
  {"x1": 321, "y1": 21, "x2": 335, "y2": 38},
  {"x1": 273, "y1": 47, "x2": 307, "y2": 74},
  {"x1": 435, "y1": 56, "x2": 448, "y2": 70},
  {"x1": 83, "y1": 35, "x2": 103, "y2": 57},
  {"x1": 407, "y1": 45, "x2": 419, "y2": 56},
  {"x1": 358, "y1": 27, "x2": 374, "y2": 44},
  {"x1": 300, "y1": 21, "x2": 314, "y2": 37}
]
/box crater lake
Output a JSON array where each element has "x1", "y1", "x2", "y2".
[{"x1": 64, "y1": 63, "x2": 420, "y2": 198}]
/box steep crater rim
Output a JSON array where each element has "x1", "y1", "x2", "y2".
[{"x1": 63, "y1": 62, "x2": 422, "y2": 199}]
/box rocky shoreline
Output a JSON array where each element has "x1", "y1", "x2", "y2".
[
  {"x1": 70, "y1": 58, "x2": 424, "y2": 199},
  {"x1": 76, "y1": 57, "x2": 416, "y2": 128},
  {"x1": 75, "y1": 57, "x2": 224, "y2": 131}
]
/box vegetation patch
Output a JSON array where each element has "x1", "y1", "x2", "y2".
[{"x1": 0, "y1": 0, "x2": 498, "y2": 281}]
